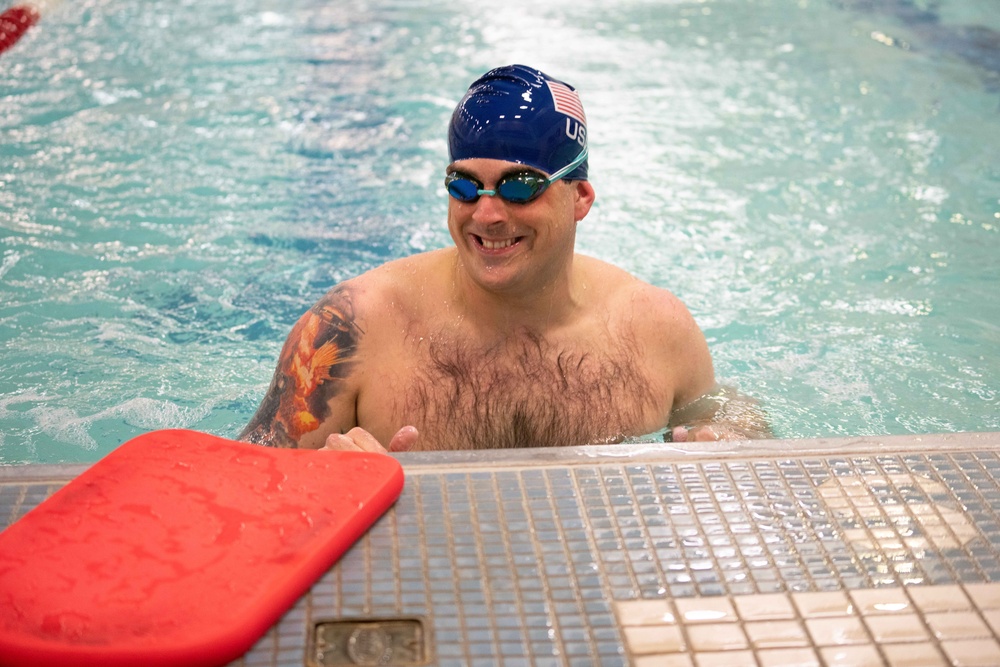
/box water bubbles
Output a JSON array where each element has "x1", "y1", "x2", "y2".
[{"x1": 3, "y1": 0, "x2": 1000, "y2": 461}]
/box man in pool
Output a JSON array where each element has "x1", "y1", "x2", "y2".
[{"x1": 240, "y1": 64, "x2": 770, "y2": 452}]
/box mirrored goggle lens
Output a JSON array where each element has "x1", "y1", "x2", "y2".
[
  {"x1": 445, "y1": 172, "x2": 549, "y2": 204},
  {"x1": 446, "y1": 177, "x2": 481, "y2": 202},
  {"x1": 496, "y1": 174, "x2": 546, "y2": 203}
]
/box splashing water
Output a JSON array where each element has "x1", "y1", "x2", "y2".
[{"x1": 1, "y1": 0, "x2": 998, "y2": 463}]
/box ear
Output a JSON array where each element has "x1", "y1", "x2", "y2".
[{"x1": 572, "y1": 180, "x2": 596, "y2": 222}]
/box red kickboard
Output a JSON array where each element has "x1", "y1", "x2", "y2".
[
  {"x1": 0, "y1": 5, "x2": 41, "y2": 55},
  {"x1": 0, "y1": 429, "x2": 404, "y2": 667}
]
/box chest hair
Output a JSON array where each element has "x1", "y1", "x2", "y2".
[{"x1": 399, "y1": 328, "x2": 656, "y2": 450}]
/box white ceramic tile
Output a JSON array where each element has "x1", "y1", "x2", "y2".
[
  {"x1": 871, "y1": 528, "x2": 897, "y2": 541},
  {"x1": 686, "y1": 622, "x2": 748, "y2": 652},
  {"x1": 839, "y1": 478, "x2": 868, "y2": 496},
  {"x1": 624, "y1": 624, "x2": 686, "y2": 654},
  {"x1": 635, "y1": 654, "x2": 695, "y2": 667},
  {"x1": 864, "y1": 613, "x2": 929, "y2": 643},
  {"x1": 924, "y1": 611, "x2": 992, "y2": 640},
  {"x1": 937, "y1": 507, "x2": 979, "y2": 545},
  {"x1": 940, "y1": 638, "x2": 1000, "y2": 667},
  {"x1": 903, "y1": 536, "x2": 931, "y2": 551},
  {"x1": 906, "y1": 585, "x2": 972, "y2": 613},
  {"x1": 849, "y1": 587, "x2": 911, "y2": 615},
  {"x1": 819, "y1": 644, "x2": 884, "y2": 667},
  {"x1": 675, "y1": 597, "x2": 738, "y2": 624},
  {"x1": 617, "y1": 599, "x2": 677, "y2": 626},
  {"x1": 694, "y1": 649, "x2": 758, "y2": 667},
  {"x1": 883, "y1": 504, "x2": 909, "y2": 518},
  {"x1": 914, "y1": 507, "x2": 942, "y2": 525},
  {"x1": 792, "y1": 591, "x2": 854, "y2": 618},
  {"x1": 745, "y1": 620, "x2": 810, "y2": 649},
  {"x1": 817, "y1": 484, "x2": 843, "y2": 498},
  {"x1": 881, "y1": 641, "x2": 948, "y2": 667},
  {"x1": 756, "y1": 647, "x2": 821, "y2": 667},
  {"x1": 804, "y1": 616, "x2": 868, "y2": 646},
  {"x1": 928, "y1": 532, "x2": 960, "y2": 551},
  {"x1": 981, "y1": 608, "x2": 1000, "y2": 635},
  {"x1": 963, "y1": 582, "x2": 1000, "y2": 610},
  {"x1": 733, "y1": 593, "x2": 798, "y2": 621},
  {"x1": 843, "y1": 529, "x2": 875, "y2": 551}
]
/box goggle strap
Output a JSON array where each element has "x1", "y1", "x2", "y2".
[
  {"x1": 547, "y1": 147, "x2": 589, "y2": 183},
  {"x1": 445, "y1": 147, "x2": 587, "y2": 203}
]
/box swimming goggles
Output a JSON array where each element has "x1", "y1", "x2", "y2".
[{"x1": 445, "y1": 148, "x2": 588, "y2": 204}]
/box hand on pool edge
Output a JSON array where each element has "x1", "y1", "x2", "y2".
[
  {"x1": 669, "y1": 425, "x2": 721, "y2": 442},
  {"x1": 666, "y1": 385, "x2": 773, "y2": 443},
  {"x1": 669, "y1": 424, "x2": 770, "y2": 442},
  {"x1": 321, "y1": 426, "x2": 419, "y2": 454}
]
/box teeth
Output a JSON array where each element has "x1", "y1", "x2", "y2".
[{"x1": 480, "y1": 237, "x2": 516, "y2": 250}]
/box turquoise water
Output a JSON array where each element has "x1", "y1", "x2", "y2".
[{"x1": 1, "y1": 0, "x2": 997, "y2": 463}]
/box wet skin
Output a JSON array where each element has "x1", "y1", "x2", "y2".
[{"x1": 241, "y1": 159, "x2": 768, "y2": 452}]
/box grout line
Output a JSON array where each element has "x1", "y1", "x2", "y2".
[{"x1": 10, "y1": 438, "x2": 1000, "y2": 666}]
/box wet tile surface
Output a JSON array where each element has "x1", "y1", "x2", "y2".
[{"x1": 3, "y1": 435, "x2": 1000, "y2": 665}]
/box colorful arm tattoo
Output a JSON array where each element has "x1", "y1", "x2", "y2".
[{"x1": 240, "y1": 286, "x2": 361, "y2": 447}]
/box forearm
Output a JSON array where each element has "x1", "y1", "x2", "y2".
[{"x1": 666, "y1": 384, "x2": 773, "y2": 442}]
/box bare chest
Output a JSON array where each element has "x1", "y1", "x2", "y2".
[{"x1": 362, "y1": 330, "x2": 663, "y2": 450}]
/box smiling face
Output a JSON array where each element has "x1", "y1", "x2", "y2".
[{"x1": 445, "y1": 158, "x2": 595, "y2": 300}]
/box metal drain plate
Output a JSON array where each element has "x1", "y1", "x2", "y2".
[{"x1": 309, "y1": 618, "x2": 429, "y2": 666}]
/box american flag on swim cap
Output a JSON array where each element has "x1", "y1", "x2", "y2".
[{"x1": 546, "y1": 80, "x2": 587, "y2": 125}]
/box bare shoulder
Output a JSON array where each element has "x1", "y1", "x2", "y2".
[
  {"x1": 577, "y1": 254, "x2": 714, "y2": 407},
  {"x1": 350, "y1": 250, "x2": 448, "y2": 299},
  {"x1": 576, "y1": 254, "x2": 694, "y2": 328},
  {"x1": 349, "y1": 249, "x2": 450, "y2": 320}
]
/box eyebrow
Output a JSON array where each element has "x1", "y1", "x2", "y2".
[{"x1": 445, "y1": 166, "x2": 546, "y2": 181}]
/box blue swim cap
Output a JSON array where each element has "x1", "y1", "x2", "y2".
[{"x1": 449, "y1": 64, "x2": 589, "y2": 180}]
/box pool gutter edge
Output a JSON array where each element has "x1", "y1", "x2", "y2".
[{"x1": 2, "y1": 431, "x2": 998, "y2": 481}]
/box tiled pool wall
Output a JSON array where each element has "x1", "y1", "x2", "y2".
[{"x1": 3, "y1": 431, "x2": 1000, "y2": 666}]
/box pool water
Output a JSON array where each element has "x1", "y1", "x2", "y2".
[{"x1": 1, "y1": 0, "x2": 997, "y2": 463}]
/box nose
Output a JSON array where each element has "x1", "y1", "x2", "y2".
[{"x1": 470, "y1": 191, "x2": 506, "y2": 224}]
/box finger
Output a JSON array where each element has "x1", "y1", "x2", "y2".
[
  {"x1": 320, "y1": 432, "x2": 363, "y2": 452},
  {"x1": 689, "y1": 426, "x2": 720, "y2": 442},
  {"x1": 320, "y1": 429, "x2": 389, "y2": 454},
  {"x1": 343, "y1": 427, "x2": 390, "y2": 454},
  {"x1": 670, "y1": 426, "x2": 688, "y2": 443},
  {"x1": 387, "y1": 425, "x2": 419, "y2": 453}
]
